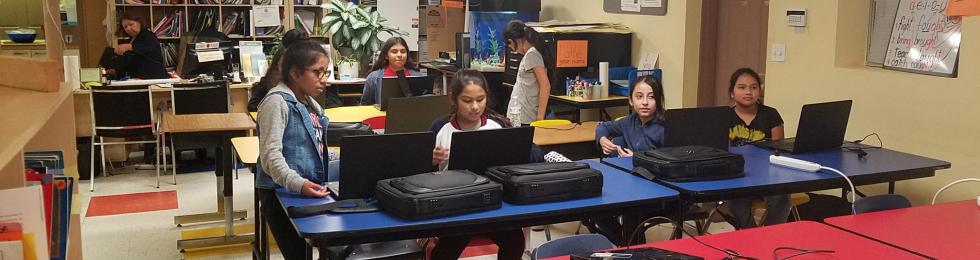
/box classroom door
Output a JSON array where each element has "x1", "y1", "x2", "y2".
[{"x1": 698, "y1": 0, "x2": 770, "y2": 106}]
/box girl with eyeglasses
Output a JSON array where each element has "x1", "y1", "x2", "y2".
[{"x1": 255, "y1": 40, "x2": 337, "y2": 260}]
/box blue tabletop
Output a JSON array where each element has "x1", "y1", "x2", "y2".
[
  {"x1": 278, "y1": 160, "x2": 679, "y2": 242},
  {"x1": 601, "y1": 145, "x2": 949, "y2": 201}
]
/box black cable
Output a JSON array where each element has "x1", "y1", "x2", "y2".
[
  {"x1": 772, "y1": 247, "x2": 836, "y2": 260},
  {"x1": 627, "y1": 216, "x2": 757, "y2": 260},
  {"x1": 532, "y1": 122, "x2": 581, "y2": 130},
  {"x1": 842, "y1": 133, "x2": 883, "y2": 159}
]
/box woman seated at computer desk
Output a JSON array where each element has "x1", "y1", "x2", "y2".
[
  {"x1": 108, "y1": 11, "x2": 169, "y2": 80},
  {"x1": 360, "y1": 37, "x2": 422, "y2": 105}
]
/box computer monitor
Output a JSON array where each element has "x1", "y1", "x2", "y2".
[
  {"x1": 337, "y1": 132, "x2": 435, "y2": 200},
  {"x1": 385, "y1": 95, "x2": 452, "y2": 134},
  {"x1": 448, "y1": 127, "x2": 534, "y2": 174},
  {"x1": 377, "y1": 75, "x2": 436, "y2": 111},
  {"x1": 664, "y1": 106, "x2": 730, "y2": 150},
  {"x1": 177, "y1": 41, "x2": 236, "y2": 79}
]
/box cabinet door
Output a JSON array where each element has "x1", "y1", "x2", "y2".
[
  {"x1": 0, "y1": 0, "x2": 27, "y2": 35},
  {"x1": 32, "y1": 50, "x2": 48, "y2": 59},
  {"x1": 1, "y1": 50, "x2": 33, "y2": 57}
]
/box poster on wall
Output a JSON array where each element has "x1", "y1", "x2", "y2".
[{"x1": 883, "y1": 0, "x2": 961, "y2": 77}]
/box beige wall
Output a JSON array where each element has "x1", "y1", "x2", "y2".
[
  {"x1": 543, "y1": 0, "x2": 978, "y2": 205},
  {"x1": 540, "y1": 0, "x2": 702, "y2": 108},
  {"x1": 765, "y1": 0, "x2": 979, "y2": 205}
]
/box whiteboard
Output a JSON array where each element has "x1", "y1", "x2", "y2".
[{"x1": 883, "y1": 0, "x2": 962, "y2": 77}]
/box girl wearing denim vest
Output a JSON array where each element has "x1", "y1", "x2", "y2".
[{"x1": 256, "y1": 40, "x2": 337, "y2": 260}]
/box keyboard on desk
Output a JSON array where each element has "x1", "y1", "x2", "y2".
[{"x1": 571, "y1": 247, "x2": 703, "y2": 260}]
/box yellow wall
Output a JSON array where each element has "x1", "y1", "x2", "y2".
[
  {"x1": 765, "y1": 0, "x2": 979, "y2": 204},
  {"x1": 542, "y1": 0, "x2": 977, "y2": 205},
  {"x1": 540, "y1": 0, "x2": 702, "y2": 108}
]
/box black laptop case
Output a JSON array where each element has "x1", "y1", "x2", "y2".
[
  {"x1": 485, "y1": 162, "x2": 603, "y2": 204},
  {"x1": 375, "y1": 170, "x2": 502, "y2": 219},
  {"x1": 327, "y1": 122, "x2": 374, "y2": 144},
  {"x1": 632, "y1": 146, "x2": 744, "y2": 182}
]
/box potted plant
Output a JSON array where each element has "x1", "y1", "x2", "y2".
[{"x1": 321, "y1": 0, "x2": 405, "y2": 80}]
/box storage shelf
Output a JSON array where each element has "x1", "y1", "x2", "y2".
[{"x1": 0, "y1": 84, "x2": 71, "y2": 177}]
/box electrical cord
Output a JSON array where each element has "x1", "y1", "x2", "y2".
[
  {"x1": 772, "y1": 247, "x2": 836, "y2": 260},
  {"x1": 931, "y1": 178, "x2": 980, "y2": 204},
  {"x1": 627, "y1": 216, "x2": 756, "y2": 260},
  {"x1": 819, "y1": 166, "x2": 857, "y2": 203},
  {"x1": 532, "y1": 123, "x2": 581, "y2": 130},
  {"x1": 842, "y1": 133, "x2": 883, "y2": 159}
]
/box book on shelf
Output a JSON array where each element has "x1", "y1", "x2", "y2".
[
  {"x1": 294, "y1": 9, "x2": 316, "y2": 35},
  {"x1": 153, "y1": 10, "x2": 184, "y2": 38},
  {"x1": 0, "y1": 186, "x2": 50, "y2": 260},
  {"x1": 222, "y1": 11, "x2": 250, "y2": 36},
  {"x1": 189, "y1": 9, "x2": 218, "y2": 32},
  {"x1": 161, "y1": 42, "x2": 179, "y2": 69}
]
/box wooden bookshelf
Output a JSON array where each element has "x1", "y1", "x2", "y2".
[{"x1": 0, "y1": 0, "x2": 81, "y2": 258}]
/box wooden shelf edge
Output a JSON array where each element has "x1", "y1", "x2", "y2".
[{"x1": 0, "y1": 85, "x2": 72, "y2": 173}]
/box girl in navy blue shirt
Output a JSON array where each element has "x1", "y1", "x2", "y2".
[{"x1": 595, "y1": 75, "x2": 666, "y2": 156}]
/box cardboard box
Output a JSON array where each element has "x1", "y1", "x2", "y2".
[{"x1": 420, "y1": 4, "x2": 465, "y2": 60}]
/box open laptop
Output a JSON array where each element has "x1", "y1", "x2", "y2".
[
  {"x1": 329, "y1": 132, "x2": 435, "y2": 200},
  {"x1": 385, "y1": 95, "x2": 451, "y2": 134},
  {"x1": 448, "y1": 127, "x2": 534, "y2": 174},
  {"x1": 664, "y1": 106, "x2": 731, "y2": 150},
  {"x1": 376, "y1": 75, "x2": 435, "y2": 111},
  {"x1": 754, "y1": 100, "x2": 853, "y2": 153}
]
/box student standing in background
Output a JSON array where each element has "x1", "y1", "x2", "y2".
[
  {"x1": 361, "y1": 36, "x2": 422, "y2": 105},
  {"x1": 723, "y1": 67, "x2": 791, "y2": 229},
  {"x1": 255, "y1": 40, "x2": 338, "y2": 260},
  {"x1": 503, "y1": 20, "x2": 551, "y2": 125},
  {"x1": 429, "y1": 69, "x2": 525, "y2": 260}
]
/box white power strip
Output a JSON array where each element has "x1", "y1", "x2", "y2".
[{"x1": 769, "y1": 155, "x2": 822, "y2": 172}]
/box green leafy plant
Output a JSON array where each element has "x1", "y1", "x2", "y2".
[{"x1": 320, "y1": 0, "x2": 406, "y2": 64}]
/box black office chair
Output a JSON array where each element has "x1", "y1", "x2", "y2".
[
  {"x1": 89, "y1": 84, "x2": 161, "y2": 191},
  {"x1": 852, "y1": 194, "x2": 911, "y2": 214},
  {"x1": 163, "y1": 80, "x2": 231, "y2": 181}
]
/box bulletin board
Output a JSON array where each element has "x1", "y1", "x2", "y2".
[{"x1": 603, "y1": 0, "x2": 668, "y2": 16}]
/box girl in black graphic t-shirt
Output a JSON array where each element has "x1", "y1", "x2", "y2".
[{"x1": 724, "y1": 68, "x2": 791, "y2": 229}]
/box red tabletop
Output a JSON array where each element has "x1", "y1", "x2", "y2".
[
  {"x1": 544, "y1": 221, "x2": 924, "y2": 260},
  {"x1": 825, "y1": 199, "x2": 980, "y2": 259}
]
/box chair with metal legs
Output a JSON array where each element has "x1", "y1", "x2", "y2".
[
  {"x1": 89, "y1": 84, "x2": 161, "y2": 191},
  {"x1": 163, "y1": 80, "x2": 230, "y2": 181}
]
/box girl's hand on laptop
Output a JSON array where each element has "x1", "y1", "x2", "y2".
[
  {"x1": 432, "y1": 146, "x2": 449, "y2": 166},
  {"x1": 301, "y1": 181, "x2": 329, "y2": 197}
]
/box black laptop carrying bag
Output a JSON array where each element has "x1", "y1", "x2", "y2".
[
  {"x1": 485, "y1": 162, "x2": 603, "y2": 204},
  {"x1": 327, "y1": 122, "x2": 375, "y2": 144},
  {"x1": 375, "y1": 170, "x2": 502, "y2": 219},
  {"x1": 632, "y1": 145, "x2": 744, "y2": 182}
]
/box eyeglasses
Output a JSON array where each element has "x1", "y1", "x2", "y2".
[{"x1": 307, "y1": 68, "x2": 331, "y2": 79}]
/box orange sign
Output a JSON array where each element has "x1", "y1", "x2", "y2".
[
  {"x1": 948, "y1": 0, "x2": 980, "y2": 16},
  {"x1": 556, "y1": 40, "x2": 588, "y2": 68}
]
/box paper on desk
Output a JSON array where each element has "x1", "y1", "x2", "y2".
[
  {"x1": 253, "y1": 5, "x2": 281, "y2": 27},
  {"x1": 638, "y1": 51, "x2": 659, "y2": 70},
  {"x1": 197, "y1": 50, "x2": 225, "y2": 63},
  {"x1": 621, "y1": 0, "x2": 641, "y2": 12},
  {"x1": 640, "y1": 0, "x2": 662, "y2": 8}
]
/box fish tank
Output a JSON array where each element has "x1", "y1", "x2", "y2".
[{"x1": 468, "y1": 11, "x2": 538, "y2": 70}]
